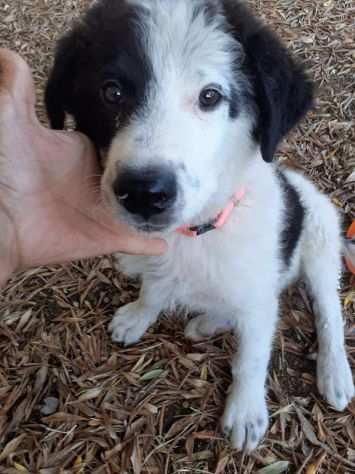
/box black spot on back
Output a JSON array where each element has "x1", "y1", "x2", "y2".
[{"x1": 278, "y1": 171, "x2": 305, "y2": 265}]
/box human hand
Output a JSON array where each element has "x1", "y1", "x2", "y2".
[{"x1": 0, "y1": 49, "x2": 166, "y2": 285}]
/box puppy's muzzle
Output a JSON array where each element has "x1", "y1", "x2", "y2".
[{"x1": 113, "y1": 166, "x2": 177, "y2": 222}]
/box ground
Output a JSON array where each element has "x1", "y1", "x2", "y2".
[{"x1": 0, "y1": 0, "x2": 354, "y2": 473}]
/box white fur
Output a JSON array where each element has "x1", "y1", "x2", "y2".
[
  {"x1": 110, "y1": 158, "x2": 354, "y2": 450},
  {"x1": 99, "y1": 0, "x2": 354, "y2": 451}
]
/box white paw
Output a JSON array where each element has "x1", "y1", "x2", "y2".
[
  {"x1": 184, "y1": 314, "x2": 231, "y2": 341},
  {"x1": 222, "y1": 385, "x2": 268, "y2": 452},
  {"x1": 317, "y1": 348, "x2": 354, "y2": 411},
  {"x1": 109, "y1": 302, "x2": 152, "y2": 346}
]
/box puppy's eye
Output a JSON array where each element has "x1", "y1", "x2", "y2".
[
  {"x1": 101, "y1": 80, "x2": 123, "y2": 105},
  {"x1": 199, "y1": 87, "x2": 223, "y2": 110}
]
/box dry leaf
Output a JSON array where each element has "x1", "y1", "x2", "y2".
[
  {"x1": 305, "y1": 464, "x2": 317, "y2": 474},
  {"x1": 131, "y1": 443, "x2": 142, "y2": 474},
  {"x1": 215, "y1": 455, "x2": 229, "y2": 474},
  {"x1": 257, "y1": 461, "x2": 290, "y2": 474},
  {"x1": 0, "y1": 436, "x2": 25, "y2": 462},
  {"x1": 295, "y1": 405, "x2": 320, "y2": 446},
  {"x1": 74, "y1": 456, "x2": 82, "y2": 466},
  {"x1": 77, "y1": 387, "x2": 102, "y2": 402},
  {"x1": 13, "y1": 463, "x2": 27, "y2": 473},
  {"x1": 344, "y1": 291, "x2": 355, "y2": 307}
]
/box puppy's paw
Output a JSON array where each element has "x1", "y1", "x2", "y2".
[
  {"x1": 317, "y1": 348, "x2": 354, "y2": 411},
  {"x1": 109, "y1": 302, "x2": 152, "y2": 346},
  {"x1": 222, "y1": 386, "x2": 268, "y2": 452},
  {"x1": 184, "y1": 314, "x2": 231, "y2": 341}
]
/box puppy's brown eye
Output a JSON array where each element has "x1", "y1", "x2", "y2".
[
  {"x1": 101, "y1": 80, "x2": 123, "y2": 105},
  {"x1": 199, "y1": 87, "x2": 223, "y2": 110}
]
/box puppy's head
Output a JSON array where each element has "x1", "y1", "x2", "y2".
[{"x1": 46, "y1": 0, "x2": 313, "y2": 233}]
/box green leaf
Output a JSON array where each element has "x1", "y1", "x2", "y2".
[
  {"x1": 140, "y1": 369, "x2": 164, "y2": 381},
  {"x1": 257, "y1": 461, "x2": 290, "y2": 474}
]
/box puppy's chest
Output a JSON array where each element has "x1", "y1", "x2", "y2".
[{"x1": 118, "y1": 233, "x2": 241, "y2": 306}]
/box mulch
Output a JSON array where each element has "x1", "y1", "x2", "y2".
[{"x1": 0, "y1": 0, "x2": 354, "y2": 472}]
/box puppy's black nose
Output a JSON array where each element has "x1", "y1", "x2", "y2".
[{"x1": 113, "y1": 167, "x2": 177, "y2": 220}]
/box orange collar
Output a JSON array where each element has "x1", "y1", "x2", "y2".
[{"x1": 177, "y1": 188, "x2": 246, "y2": 238}]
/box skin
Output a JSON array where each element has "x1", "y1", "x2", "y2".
[{"x1": 0, "y1": 49, "x2": 167, "y2": 286}]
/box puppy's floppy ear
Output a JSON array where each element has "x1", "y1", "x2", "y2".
[
  {"x1": 45, "y1": 28, "x2": 86, "y2": 129},
  {"x1": 224, "y1": 1, "x2": 314, "y2": 162},
  {"x1": 245, "y1": 28, "x2": 314, "y2": 162}
]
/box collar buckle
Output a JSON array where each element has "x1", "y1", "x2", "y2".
[{"x1": 177, "y1": 187, "x2": 246, "y2": 238}]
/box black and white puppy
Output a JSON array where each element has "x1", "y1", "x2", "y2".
[{"x1": 46, "y1": 0, "x2": 354, "y2": 451}]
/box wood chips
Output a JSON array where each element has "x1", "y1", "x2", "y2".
[{"x1": 0, "y1": 0, "x2": 354, "y2": 472}]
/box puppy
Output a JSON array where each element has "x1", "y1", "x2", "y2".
[{"x1": 45, "y1": 0, "x2": 354, "y2": 451}]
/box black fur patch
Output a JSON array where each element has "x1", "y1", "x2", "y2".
[
  {"x1": 45, "y1": 0, "x2": 153, "y2": 149},
  {"x1": 278, "y1": 171, "x2": 305, "y2": 265},
  {"x1": 228, "y1": 85, "x2": 240, "y2": 119},
  {"x1": 221, "y1": 0, "x2": 314, "y2": 162}
]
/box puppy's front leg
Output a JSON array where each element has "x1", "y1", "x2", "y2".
[
  {"x1": 110, "y1": 280, "x2": 164, "y2": 346},
  {"x1": 222, "y1": 297, "x2": 278, "y2": 451}
]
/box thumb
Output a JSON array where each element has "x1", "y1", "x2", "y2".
[
  {"x1": 112, "y1": 229, "x2": 168, "y2": 256},
  {"x1": 88, "y1": 198, "x2": 168, "y2": 257},
  {"x1": 0, "y1": 49, "x2": 37, "y2": 120}
]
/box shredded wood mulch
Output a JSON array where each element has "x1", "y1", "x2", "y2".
[{"x1": 0, "y1": 0, "x2": 354, "y2": 473}]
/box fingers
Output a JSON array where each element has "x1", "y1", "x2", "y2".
[{"x1": 0, "y1": 48, "x2": 37, "y2": 119}]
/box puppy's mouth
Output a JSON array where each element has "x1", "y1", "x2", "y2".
[
  {"x1": 132, "y1": 222, "x2": 171, "y2": 233},
  {"x1": 118, "y1": 203, "x2": 179, "y2": 233},
  {"x1": 119, "y1": 212, "x2": 178, "y2": 235}
]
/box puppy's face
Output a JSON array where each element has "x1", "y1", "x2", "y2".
[
  {"x1": 46, "y1": 0, "x2": 313, "y2": 233},
  {"x1": 97, "y1": 1, "x2": 255, "y2": 232}
]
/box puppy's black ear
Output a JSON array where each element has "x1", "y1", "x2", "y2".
[
  {"x1": 224, "y1": 1, "x2": 314, "y2": 162},
  {"x1": 246, "y1": 28, "x2": 314, "y2": 162},
  {"x1": 45, "y1": 28, "x2": 86, "y2": 129}
]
